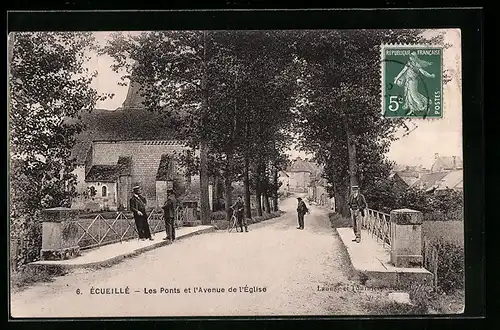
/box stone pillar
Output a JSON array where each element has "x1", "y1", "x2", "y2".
[
  {"x1": 390, "y1": 208, "x2": 423, "y2": 268},
  {"x1": 40, "y1": 207, "x2": 81, "y2": 261}
]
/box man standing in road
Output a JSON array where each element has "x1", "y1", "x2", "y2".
[
  {"x1": 162, "y1": 191, "x2": 177, "y2": 241},
  {"x1": 296, "y1": 197, "x2": 309, "y2": 230},
  {"x1": 232, "y1": 195, "x2": 248, "y2": 232},
  {"x1": 348, "y1": 185, "x2": 367, "y2": 243},
  {"x1": 130, "y1": 186, "x2": 153, "y2": 241},
  {"x1": 330, "y1": 195, "x2": 336, "y2": 213}
]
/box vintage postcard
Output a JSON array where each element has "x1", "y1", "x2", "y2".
[{"x1": 9, "y1": 28, "x2": 465, "y2": 318}]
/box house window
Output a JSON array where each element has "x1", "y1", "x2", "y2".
[{"x1": 102, "y1": 185, "x2": 107, "y2": 197}]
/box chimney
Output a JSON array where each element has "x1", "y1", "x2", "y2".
[{"x1": 452, "y1": 156, "x2": 456, "y2": 169}]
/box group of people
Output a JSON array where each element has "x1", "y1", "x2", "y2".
[
  {"x1": 129, "y1": 185, "x2": 178, "y2": 242},
  {"x1": 295, "y1": 185, "x2": 367, "y2": 243},
  {"x1": 130, "y1": 183, "x2": 367, "y2": 244}
]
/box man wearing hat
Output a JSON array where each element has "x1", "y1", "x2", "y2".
[
  {"x1": 130, "y1": 185, "x2": 153, "y2": 241},
  {"x1": 231, "y1": 195, "x2": 248, "y2": 233},
  {"x1": 296, "y1": 197, "x2": 309, "y2": 230},
  {"x1": 348, "y1": 185, "x2": 367, "y2": 243},
  {"x1": 162, "y1": 191, "x2": 177, "y2": 241}
]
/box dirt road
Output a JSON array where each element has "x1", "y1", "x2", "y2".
[{"x1": 10, "y1": 195, "x2": 398, "y2": 317}]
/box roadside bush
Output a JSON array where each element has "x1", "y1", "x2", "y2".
[
  {"x1": 10, "y1": 213, "x2": 42, "y2": 270},
  {"x1": 435, "y1": 239, "x2": 465, "y2": 293},
  {"x1": 425, "y1": 209, "x2": 463, "y2": 222}
]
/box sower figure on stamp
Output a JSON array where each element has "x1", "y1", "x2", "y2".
[
  {"x1": 296, "y1": 197, "x2": 309, "y2": 230},
  {"x1": 130, "y1": 186, "x2": 153, "y2": 241},
  {"x1": 348, "y1": 185, "x2": 367, "y2": 243},
  {"x1": 232, "y1": 195, "x2": 248, "y2": 232},
  {"x1": 162, "y1": 191, "x2": 177, "y2": 241}
]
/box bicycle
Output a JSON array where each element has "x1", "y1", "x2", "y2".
[{"x1": 227, "y1": 207, "x2": 240, "y2": 233}]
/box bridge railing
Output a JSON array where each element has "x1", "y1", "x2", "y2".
[
  {"x1": 362, "y1": 208, "x2": 392, "y2": 248},
  {"x1": 76, "y1": 208, "x2": 183, "y2": 250}
]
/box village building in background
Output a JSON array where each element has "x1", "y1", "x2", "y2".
[
  {"x1": 393, "y1": 153, "x2": 463, "y2": 194},
  {"x1": 285, "y1": 156, "x2": 319, "y2": 193}
]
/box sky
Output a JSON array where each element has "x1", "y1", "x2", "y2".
[{"x1": 89, "y1": 29, "x2": 462, "y2": 169}]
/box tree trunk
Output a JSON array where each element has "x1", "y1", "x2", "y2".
[
  {"x1": 344, "y1": 116, "x2": 359, "y2": 191},
  {"x1": 224, "y1": 152, "x2": 233, "y2": 221},
  {"x1": 213, "y1": 175, "x2": 220, "y2": 211},
  {"x1": 255, "y1": 164, "x2": 263, "y2": 217},
  {"x1": 272, "y1": 167, "x2": 279, "y2": 212},
  {"x1": 200, "y1": 142, "x2": 210, "y2": 224},
  {"x1": 263, "y1": 164, "x2": 271, "y2": 213},
  {"x1": 264, "y1": 194, "x2": 271, "y2": 213},
  {"x1": 243, "y1": 155, "x2": 252, "y2": 219},
  {"x1": 199, "y1": 31, "x2": 210, "y2": 225},
  {"x1": 335, "y1": 184, "x2": 350, "y2": 218}
]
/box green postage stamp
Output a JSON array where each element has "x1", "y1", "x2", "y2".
[{"x1": 381, "y1": 45, "x2": 443, "y2": 118}]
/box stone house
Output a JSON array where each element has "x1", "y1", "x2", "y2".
[
  {"x1": 278, "y1": 171, "x2": 290, "y2": 195},
  {"x1": 286, "y1": 157, "x2": 319, "y2": 193},
  {"x1": 70, "y1": 80, "x2": 198, "y2": 212}
]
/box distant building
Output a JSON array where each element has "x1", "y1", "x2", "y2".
[
  {"x1": 435, "y1": 170, "x2": 463, "y2": 192},
  {"x1": 388, "y1": 172, "x2": 410, "y2": 193},
  {"x1": 278, "y1": 171, "x2": 290, "y2": 195},
  {"x1": 408, "y1": 154, "x2": 463, "y2": 194},
  {"x1": 307, "y1": 170, "x2": 331, "y2": 207},
  {"x1": 431, "y1": 153, "x2": 463, "y2": 172},
  {"x1": 286, "y1": 157, "x2": 319, "y2": 193}
]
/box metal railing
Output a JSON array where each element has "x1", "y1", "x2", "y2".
[
  {"x1": 362, "y1": 208, "x2": 392, "y2": 248},
  {"x1": 76, "y1": 209, "x2": 175, "y2": 250},
  {"x1": 175, "y1": 206, "x2": 185, "y2": 228}
]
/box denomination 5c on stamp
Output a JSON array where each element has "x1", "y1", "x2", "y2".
[{"x1": 381, "y1": 45, "x2": 443, "y2": 118}]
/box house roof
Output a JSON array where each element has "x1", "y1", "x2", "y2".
[
  {"x1": 71, "y1": 108, "x2": 178, "y2": 164},
  {"x1": 85, "y1": 156, "x2": 132, "y2": 182},
  {"x1": 412, "y1": 172, "x2": 449, "y2": 189},
  {"x1": 400, "y1": 176, "x2": 419, "y2": 187},
  {"x1": 85, "y1": 165, "x2": 120, "y2": 182},
  {"x1": 156, "y1": 154, "x2": 174, "y2": 181},
  {"x1": 435, "y1": 170, "x2": 463, "y2": 191},
  {"x1": 432, "y1": 156, "x2": 463, "y2": 170},
  {"x1": 287, "y1": 158, "x2": 319, "y2": 173}
]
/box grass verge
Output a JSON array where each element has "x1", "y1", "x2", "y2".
[
  {"x1": 10, "y1": 265, "x2": 68, "y2": 294},
  {"x1": 328, "y1": 212, "x2": 352, "y2": 228}
]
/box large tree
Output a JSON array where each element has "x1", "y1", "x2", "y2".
[
  {"x1": 293, "y1": 30, "x2": 446, "y2": 215},
  {"x1": 103, "y1": 31, "x2": 231, "y2": 224},
  {"x1": 9, "y1": 32, "x2": 101, "y2": 265},
  {"x1": 104, "y1": 30, "x2": 298, "y2": 221}
]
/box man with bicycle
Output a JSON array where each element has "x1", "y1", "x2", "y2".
[{"x1": 232, "y1": 195, "x2": 248, "y2": 233}]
